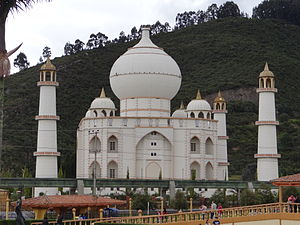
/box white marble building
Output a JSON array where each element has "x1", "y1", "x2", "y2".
[{"x1": 76, "y1": 26, "x2": 229, "y2": 182}]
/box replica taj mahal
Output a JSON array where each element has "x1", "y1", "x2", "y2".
[
  {"x1": 76, "y1": 26, "x2": 229, "y2": 181},
  {"x1": 34, "y1": 26, "x2": 279, "y2": 196}
]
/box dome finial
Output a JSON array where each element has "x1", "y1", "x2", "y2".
[
  {"x1": 40, "y1": 57, "x2": 56, "y2": 71},
  {"x1": 179, "y1": 101, "x2": 185, "y2": 109},
  {"x1": 195, "y1": 89, "x2": 202, "y2": 100},
  {"x1": 100, "y1": 87, "x2": 106, "y2": 98},
  {"x1": 214, "y1": 90, "x2": 226, "y2": 103},
  {"x1": 264, "y1": 62, "x2": 269, "y2": 71}
]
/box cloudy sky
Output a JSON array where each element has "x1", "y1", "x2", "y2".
[{"x1": 6, "y1": 0, "x2": 262, "y2": 73}]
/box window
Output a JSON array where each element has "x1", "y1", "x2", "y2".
[
  {"x1": 151, "y1": 142, "x2": 157, "y2": 146},
  {"x1": 45, "y1": 72, "x2": 51, "y2": 81},
  {"x1": 191, "y1": 143, "x2": 196, "y2": 152},
  {"x1": 109, "y1": 169, "x2": 116, "y2": 178},
  {"x1": 110, "y1": 141, "x2": 116, "y2": 151}
]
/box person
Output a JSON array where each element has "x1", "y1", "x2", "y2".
[
  {"x1": 200, "y1": 204, "x2": 208, "y2": 220},
  {"x1": 212, "y1": 216, "x2": 221, "y2": 225},
  {"x1": 57, "y1": 214, "x2": 63, "y2": 225},
  {"x1": 217, "y1": 203, "x2": 223, "y2": 217},
  {"x1": 294, "y1": 196, "x2": 300, "y2": 213},
  {"x1": 15, "y1": 199, "x2": 25, "y2": 225},
  {"x1": 42, "y1": 216, "x2": 49, "y2": 225},
  {"x1": 210, "y1": 201, "x2": 217, "y2": 219},
  {"x1": 288, "y1": 195, "x2": 296, "y2": 212}
]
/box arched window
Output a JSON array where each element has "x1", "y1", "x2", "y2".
[
  {"x1": 216, "y1": 103, "x2": 220, "y2": 110},
  {"x1": 207, "y1": 113, "x2": 211, "y2": 119},
  {"x1": 266, "y1": 79, "x2": 271, "y2": 88},
  {"x1": 89, "y1": 136, "x2": 101, "y2": 153},
  {"x1": 190, "y1": 137, "x2": 200, "y2": 154},
  {"x1": 260, "y1": 78, "x2": 264, "y2": 88},
  {"x1": 205, "y1": 138, "x2": 213, "y2": 155},
  {"x1": 45, "y1": 72, "x2": 51, "y2": 81},
  {"x1": 89, "y1": 161, "x2": 101, "y2": 178},
  {"x1": 93, "y1": 110, "x2": 98, "y2": 117},
  {"x1": 110, "y1": 111, "x2": 113, "y2": 117},
  {"x1": 101, "y1": 110, "x2": 107, "y2": 117},
  {"x1": 206, "y1": 162, "x2": 213, "y2": 180},
  {"x1": 190, "y1": 112, "x2": 195, "y2": 118},
  {"x1": 199, "y1": 112, "x2": 204, "y2": 118},
  {"x1": 108, "y1": 136, "x2": 118, "y2": 153},
  {"x1": 190, "y1": 161, "x2": 200, "y2": 180},
  {"x1": 107, "y1": 161, "x2": 118, "y2": 178}
]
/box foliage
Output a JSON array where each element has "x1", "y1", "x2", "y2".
[
  {"x1": 13, "y1": 52, "x2": 30, "y2": 71},
  {"x1": 210, "y1": 189, "x2": 229, "y2": 208},
  {"x1": 217, "y1": 1, "x2": 241, "y2": 18},
  {"x1": 42, "y1": 46, "x2": 51, "y2": 59},
  {"x1": 256, "y1": 184, "x2": 275, "y2": 204},
  {"x1": 132, "y1": 193, "x2": 156, "y2": 210},
  {"x1": 253, "y1": 0, "x2": 300, "y2": 26},
  {"x1": 240, "y1": 189, "x2": 259, "y2": 206},
  {"x1": 2, "y1": 18, "x2": 300, "y2": 178},
  {"x1": 170, "y1": 190, "x2": 187, "y2": 210}
]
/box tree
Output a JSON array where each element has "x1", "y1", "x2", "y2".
[
  {"x1": 132, "y1": 193, "x2": 156, "y2": 210},
  {"x1": 240, "y1": 189, "x2": 259, "y2": 206},
  {"x1": 64, "y1": 42, "x2": 75, "y2": 55},
  {"x1": 0, "y1": 0, "x2": 51, "y2": 77},
  {"x1": 86, "y1": 32, "x2": 108, "y2": 49},
  {"x1": 253, "y1": 0, "x2": 300, "y2": 26},
  {"x1": 14, "y1": 52, "x2": 29, "y2": 71},
  {"x1": 21, "y1": 166, "x2": 32, "y2": 197},
  {"x1": 42, "y1": 46, "x2": 51, "y2": 59},
  {"x1": 217, "y1": 1, "x2": 241, "y2": 18},
  {"x1": 73, "y1": 39, "x2": 85, "y2": 53},
  {"x1": 206, "y1": 3, "x2": 219, "y2": 20},
  {"x1": 170, "y1": 190, "x2": 187, "y2": 210}
]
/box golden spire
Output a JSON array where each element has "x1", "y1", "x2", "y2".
[
  {"x1": 100, "y1": 87, "x2": 106, "y2": 98},
  {"x1": 259, "y1": 62, "x2": 274, "y2": 77},
  {"x1": 179, "y1": 101, "x2": 185, "y2": 109},
  {"x1": 264, "y1": 62, "x2": 269, "y2": 71},
  {"x1": 214, "y1": 90, "x2": 225, "y2": 103},
  {"x1": 195, "y1": 89, "x2": 202, "y2": 100},
  {"x1": 40, "y1": 57, "x2": 56, "y2": 71}
]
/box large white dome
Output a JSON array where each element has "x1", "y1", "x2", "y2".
[
  {"x1": 110, "y1": 26, "x2": 182, "y2": 100},
  {"x1": 186, "y1": 90, "x2": 211, "y2": 111}
]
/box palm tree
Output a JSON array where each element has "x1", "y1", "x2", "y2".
[{"x1": 0, "y1": 0, "x2": 51, "y2": 77}]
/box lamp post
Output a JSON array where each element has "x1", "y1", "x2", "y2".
[{"x1": 90, "y1": 131, "x2": 100, "y2": 196}]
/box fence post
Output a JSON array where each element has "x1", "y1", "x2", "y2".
[
  {"x1": 138, "y1": 209, "x2": 142, "y2": 224},
  {"x1": 129, "y1": 198, "x2": 132, "y2": 217},
  {"x1": 190, "y1": 198, "x2": 193, "y2": 212},
  {"x1": 72, "y1": 208, "x2": 76, "y2": 220},
  {"x1": 5, "y1": 197, "x2": 9, "y2": 220},
  {"x1": 99, "y1": 208, "x2": 103, "y2": 221}
]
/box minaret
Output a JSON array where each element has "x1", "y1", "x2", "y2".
[
  {"x1": 34, "y1": 58, "x2": 60, "y2": 196},
  {"x1": 255, "y1": 63, "x2": 280, "y2": 181},
  {"x1": 213, "y1": 91, "x2": 229, "y2": 180}
]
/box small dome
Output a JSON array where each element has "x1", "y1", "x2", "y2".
[
  {"x1": 40, "y1": 57, "x2": 56, "y2": 71},
  {"x1": 259, "y1": 62, "x2": 274, "y2": 77},
  {"x1": 187, "y1": 90, "x2": 211, "y2": 111},
  {"x1": 90, "y1": 88, "x2": 115, "y2": 110},
  {"x1": 214, "y1": 91, "x2": 226, "y2": 103},
  {"x1": 172, "y1": 101, "x2": 187, "y2": 118},
  {"x1": 110, "y1": 26, "x2": 181, "y2": 100}
]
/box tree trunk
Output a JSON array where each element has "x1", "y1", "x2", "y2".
[{"x1": 0, "y1": 18, "x2": 6, "y2": 52}]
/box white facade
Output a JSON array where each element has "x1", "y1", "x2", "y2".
[
  {"x1": 76, "y1": 26, "x2": 229, "y2": 183},
  {"x1": 255, "y1": 63, "x2": 280, "y2": 181},
  {"x1": 34, "y1": 58, "x2": 60, "y2": 196}
]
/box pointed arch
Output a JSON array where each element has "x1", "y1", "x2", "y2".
[
  {"x1": 190, "y1": 112, "x2": 195, "y2": 118},
  {"x1": 266, "y1": 78, "x2": 271, "y2": 88},
  {"x1": 207, "y1": 112, "x2": 211, "y2": 119},
  {"x1": 205, "y1": 137, "x2": 213, "y2": 155},
  {"x1": 89, "y1": 136, "x2": 101, "y2": 153},
  {"x1": 190, "y1": 161, "x2": 200, "y2": 180},
  {"x1": 88, "y1": 161, "x2": 101, "y2": 178},
  {"x1": 259, "y1": 78, "x2": 264, "y2": 88},
  {"x1": 109, "y1": 111, "x2": 114, "y2": 117},
  {"x1": 190, "y1": 136, "x2": 200, "y2": 154},
  {"x1": 101, "y1": 110, "x2": 107, "y2": 117},
  {"x1": 206, "y1": 162, "x2": 214, "y2": 180},
  {"x1": 146, "y1": 162, "x2": 161, "y2": 179},
  {"x1": 107, "y1": 160, "x2": 118, "y2": 178},
  {"x1": 198, "y1": 112, "x2": 204, "y2": 118},
  {"x1": 216, "y1": 103, "x2": 220, "y2": 110},
  {"x1": 93, "y1": 110, "x2": 98, "y2": 117},
  {"x1": 108, "y1": 135, "x2": 118, "y2": 153}
]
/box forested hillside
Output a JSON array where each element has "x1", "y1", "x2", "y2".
[{"x1": 2, "y1": 17, "x2": 300, "y2": 179}]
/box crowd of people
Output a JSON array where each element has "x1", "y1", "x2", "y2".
[{"x1": 198, "y1": 201, "x2": 222, "y2": 224}]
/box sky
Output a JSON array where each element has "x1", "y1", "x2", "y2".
[{"x1": 6, "y1": 0, "x2": 262, "y2": 73}]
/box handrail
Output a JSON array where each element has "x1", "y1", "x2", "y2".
[{"x1": 31, "y1": 203, "x2": 300, "y2": 225}]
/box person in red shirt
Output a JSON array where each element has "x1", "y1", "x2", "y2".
[{"x1": 217, "y1": 203, "x2": 223, "y2": 217}]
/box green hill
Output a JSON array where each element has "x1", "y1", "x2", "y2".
[{"x1": 2, "y1": 17, "x2": 300, "y2": 179}]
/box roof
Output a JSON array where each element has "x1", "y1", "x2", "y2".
[
  {"x1": 15, "y1": 195, "x2": 126, "y2": 208},
  {"x1": 271, "y1": 173, "x2": 300, "y2": 186}
]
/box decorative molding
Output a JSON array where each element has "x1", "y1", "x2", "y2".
[
  {"x1": 218, "y1": 162, "x2": 230, "y2": 166},
  {"x1": 37, "y1": 81, "x2": 59, "y2": 86},
  {"x1": 35, "y1": 115, "x2": 60, "y2": 120},
  {"x1": 255, "y1": 121, "x2": 279, "y2": 125},
  {"x1": 256, "y1": 88, "x2": 277, "y2": 93},
  {"x1": 34, "y1": 152, "x2": 61, "y2": 157},
  {"x1": 218, "y1": 136, "x2": 229, "y2": 140},
  {"x1": 121, "y1": 96, "x2": 170, "y2": 100},
  {"x1": 213, "y1": 110, "x2": 228, "y2": 113},
  {"x1": 121, "y1": 108, "x2": 170, "y2": 113},
  {"x1": 254, "y1": 154, "x2": 281, "y2": 158},
  {"x1": 110, "y1": 72, "x2": 181, "y2": 79}
]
